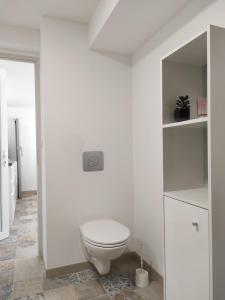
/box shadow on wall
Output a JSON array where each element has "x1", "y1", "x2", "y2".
[
  {"x1": 133, "y1": 236, "x2": 159, "y2": 273},
  {"x1": 93, "y1": 49, "x2": 131, "y2": 66}
]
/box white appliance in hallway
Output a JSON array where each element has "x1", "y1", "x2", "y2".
[
  {"x1": 8, "y1": 160, "x2": 17, "y2": 225},
  {"x1": 0, "y1": 69, "x2": 9, "y2": 240},
  {"x1": 8, "y1": 118, "x2": 22, "y2": 199}
]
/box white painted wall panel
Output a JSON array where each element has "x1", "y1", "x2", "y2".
[{"x1": 41, "y1": 17, "x2": 133, "y2": 269}]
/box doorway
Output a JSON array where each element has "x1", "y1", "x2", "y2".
[{"x1": 0, "y1": 57, "x2": 41, "y2": 258}]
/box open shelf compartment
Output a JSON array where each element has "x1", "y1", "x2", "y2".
[
  {"x1": 162, "y1": 32, "x2": 207, "y2": 126},
  {"x1": 163, "y1": 115, "x2": 208, "y2": 195}
]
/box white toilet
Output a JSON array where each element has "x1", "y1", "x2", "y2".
[{"x1": 80, "y1": 219, "x2": 130, "y2": 275}]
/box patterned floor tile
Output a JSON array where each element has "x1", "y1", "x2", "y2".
[
  {"x1": 45, "y1": 285, "x2": 78, "y2": 300},
  {"x1": 99, "y1": 273, "x2": 135, "y2": 297},
  {"x1": 135, "y1": 281, "x2": 163, "y2": 300},
  {"x1": 13, "y1": 278, "x2": 43, "y2": 298},
  {"x1": 0, "y1": 268, "x2": 13, "y2": 300},
  {"x1": 19, "y1": 215, "x2": 37, "y2": 221},
  {"x1": 14, "y1": 292, "x2": 44, "y2": 300},
  {"x1": 19, "y1": 219, "x2": 34, "y2": 225},
  {"x1": 0, "y1": 236, "x2": 17, "y2": 261},
  {"x1": 0, "y1": 261, "x2": 14, "y2": 296},
  {"x1": 69, "y1": 269, "x2": 99, "y2": 284},
  {"x1": 16, "y1": 245, "x2": 38, "y2": 258},
  {"x1": 44, "y1": 274, "x2": 71, "y2": 291},
  {"x1": 20, "y1": 201, "x2": 37, "y2": 208},
  {"x1": 0, "y1": 276, "x2": 14, "y2": 296},
  {"x1": 14, "y1": 257, "x2": 44, "y2": 282},
  {"x1": 114, "y1": 289, "x2": 143, "y2": 300},
  {"x1": 20, "y1": 222, "x2": 37, "y2": 230},
  {"x1": 74, "y1": 280, "x2": 106, "y2": 300},
  {"x1": 19, "y1": 211, "x2": 37, "y2": 217},
  {"x1": 10, "y1": 228, "x2": 19, "y2": 237},
  {"x1": 0, "y1": 258, "x2": 15, "y2": 300},
  {"x1": 0, "y1": 259, "x2": 14, "y2": 273},
  {"x1": 17, "y1": 235, "x2": 36, "y2": 248},
  {"x1": 91, "y1": 295, "x2": 111, "y2": 300},
  {"x1": 0, "y1": 279, "x2": 13, "y2": 300}
]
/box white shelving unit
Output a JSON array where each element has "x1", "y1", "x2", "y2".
[{"x1": 162, "y1": 25, "x2": 225, "y2": 300}]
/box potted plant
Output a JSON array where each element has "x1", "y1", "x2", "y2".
[{"x1": 174, "y1": 95, "x2": 190, "y2": 122}]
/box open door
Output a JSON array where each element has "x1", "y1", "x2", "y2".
[{"x1": 0, "y1": 69, "x2": 9, "y2": 240}]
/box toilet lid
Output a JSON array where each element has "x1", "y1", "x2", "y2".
[{"x1": 81, "y1": 219, "x2": 130, "y2": 246}]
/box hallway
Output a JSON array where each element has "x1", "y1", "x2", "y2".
[{"x1": 0, "y1": 195, "x2": 44, "y2": 299}]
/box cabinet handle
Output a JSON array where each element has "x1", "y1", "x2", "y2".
[{"x1": 192, "y1": 221, "x2": 199, "y2": 231}]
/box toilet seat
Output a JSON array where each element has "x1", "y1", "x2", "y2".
[
  {"x1": 83, "y1": 237, "x2": 128, "y2": 249},
  {"x1": 81, "y1": 219, "x2": 130, "y2": 248}
]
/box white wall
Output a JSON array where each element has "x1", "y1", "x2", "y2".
[
  {"x1": 0, "y1": 23, "x2": 39, "y2": 55},
  {"x1": 132, "y1": 0, "x2": 225, "y2": 275},
  {"x1": 41, "y1": 17, "x2": 133, "y2": 269},
  {"x1": 89, "y1": 0, "x2": 119, "y2": 46},
  {"x1": 8, "y1": 107, "x2": 37, "y2": 191}
]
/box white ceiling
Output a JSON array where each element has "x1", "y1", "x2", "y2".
[
  {"x1": 0, "y1": 0, "x2": 99, "y2": 29},
  {"x1": 0, "y1": 0, "x2": 211, "y2": 55},
  {"x1": 90, "y1": 0, "x2": 192, "y2": 54},
  {"x1": 0, "y1": 60, "x2": 35, "y2": 108}
]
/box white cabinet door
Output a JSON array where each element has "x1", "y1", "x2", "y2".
[{"x1": 165, "y1": 196, "x2": 209, "y2": 300}]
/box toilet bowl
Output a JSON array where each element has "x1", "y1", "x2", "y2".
[{"x1": 80, "y1": 219, "x2": 130, "y2": 275}]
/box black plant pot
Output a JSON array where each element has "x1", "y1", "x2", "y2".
[{"x1": 174, "y1": 107, "x2": 190, "y2": 122}]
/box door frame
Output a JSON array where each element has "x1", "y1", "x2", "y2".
[{"x1": 0, "y1": 51, "x2": 43, "y2": 257}]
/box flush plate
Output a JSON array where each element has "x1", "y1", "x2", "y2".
[{"x1": 83, "y1": 151, "x2": 104, "y2": 172}]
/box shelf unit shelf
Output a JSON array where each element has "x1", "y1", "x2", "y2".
[
  {"x1": 163, "y1": 117, "x2": 208, "y2": 129},
  {"x1": 164, "y1": 187, "x2": 208, "y2": 210}
]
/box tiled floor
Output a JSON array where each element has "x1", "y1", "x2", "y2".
[{"x1": 0, "y1": 196, "x2": 163, "y2": 299}]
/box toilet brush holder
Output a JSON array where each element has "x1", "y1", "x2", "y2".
[{"x1": 135, "y1": 268, "x2": 149, "y2": 288}]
